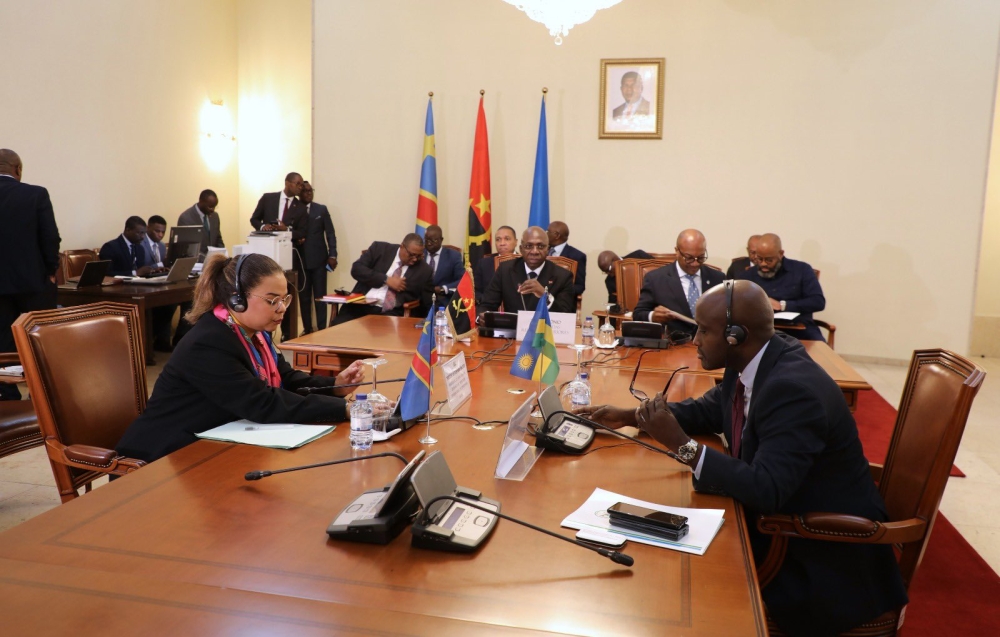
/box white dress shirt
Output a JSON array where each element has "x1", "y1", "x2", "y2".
[
  {"x1": 365, "y1": 252, "x2": 409, "y2": 307},
  {"x1": 676, "y1": 261, "x2": 702, "y2": 296},
  {"x1": 523, "y1": 262, "x2": 554, "y2": 309},
  {"x1": 146, "y1": 237, "x2": 164, "y2": 267},
  {"x1": 549, "y1": 242, "x2": 566, "y2": 257}
]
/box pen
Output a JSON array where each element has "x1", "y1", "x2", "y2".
[{"x1": 245, "y1": 425, "x2": 297, "y2": 431}]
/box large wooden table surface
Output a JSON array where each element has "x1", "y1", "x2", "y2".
[{"x1": 0, "y1": 352, "x2": 766, "y2": 635}]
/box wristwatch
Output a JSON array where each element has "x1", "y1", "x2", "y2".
[
  {"x1": 779, "y1": 300, "x2": 787, "y2": 311},
  {"x1": 675, "y1": 439, "x2": 699, "y2": 464}
]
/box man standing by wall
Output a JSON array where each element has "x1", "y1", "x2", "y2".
[
  {"x1": 298, "y1": 181, "x2": 338, "y2": 332},
  {"x1": 178, "y1": 190, "x2": 224, "y2": 257}
]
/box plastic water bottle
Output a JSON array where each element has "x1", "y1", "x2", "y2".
[
  {"x1": 350, "y1": 394, "x2": 373, "y2": 451},
  {"x1": 581, "y1": 316, "x2": 595, "y2": 346},
  {"x1": 570, "y1": 372, "x2": 592, "y2": 408},
  {"x1": 434, "y1": 304, "x2": 450, "y2": 355}
]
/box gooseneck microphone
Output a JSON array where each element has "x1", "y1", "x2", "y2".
[
  {"x1": 543, "y1": 410, "x2": 683, "y2": 462},
  {"x1": 418, "y1": 494, "x2": 634, "y2": 567},
  {"x1": 294, "y1": 378, "x2": 406, "y2": 396},
  {"x1": 245, "y1": 451, "x2": 408, "y2": 481}
]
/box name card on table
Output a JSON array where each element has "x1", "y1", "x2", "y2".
[
  {"x1": 516, "y1": 311, "x2": 576, "y2": 345},
  {"x1": 431, "y1": 352, "x2": 473, "y2": 416}
]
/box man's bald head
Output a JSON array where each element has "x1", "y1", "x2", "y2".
[
  {"x1": 598, "y1": 250, "x2": 621, "y2": 273},
  {"x1": 755, "y1": 233, "x2": 784, "y2": 279},
  {"x1": 675, "y1": 229, "x2": 708, "y2": 275},
  {"x1": 547, "y1": 221, "x2": 569, "y2": 247},
  {"x1": 746, "y1": 234, "x2": 763, "y2": 264},
  {"x1": 0, "y1": 149, "x2": 22, "y2": 181},
  {"x1": 521, "y1": 226, "x2": 550, "y2": 269},
  {"x1": 694, "y1": 281, "x2": 774, "y2": 371}
]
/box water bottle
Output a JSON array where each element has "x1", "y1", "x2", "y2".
[
  {"x1": 570, "y1": 372, "x2": 592, "y2": 408},
  {"x1": 581, "y1": 316, "x2": 595, "y2": 346},
  {"x1": 350, "y1": 394, "x2": 373, "y2": 451},
  {"x1": 434, "y1": 304, "x2": 450, "y2": 355}
]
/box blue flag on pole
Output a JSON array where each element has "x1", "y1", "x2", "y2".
[
  {"x1": 398, "y1": 308, "x2": 439, "y2": 421},
  {"x1": 527, "y1": 95, "x2": 549, "y2": 229}
]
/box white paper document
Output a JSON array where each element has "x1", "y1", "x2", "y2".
[
  {"x1": 516, "y1": 311, "x2": 576, "y2": 344},
  {"x1": 773, "y1": 311, "x2": 801, "y2": 321},
  {"x1": 561, "y1": 487, "x2": 725, "y2": 556},
  {"x1": 196, "y1": 420, "x2": 335, "y2": 449},
  {"x1": 0, "y1": 365, "x2": 23, "y2": 376}
]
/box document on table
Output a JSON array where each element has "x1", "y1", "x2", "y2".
[
  {"x1": 0, "y1": 365, "x2": 23, "y2": 376},
  {"x1": 773, "y1": 311, "x2": 801, "y2": 321},
  {"x1": 196, "y1": 420, "x2": 335, "y2": 449},
  {"x1": 561, "y1": 487, "x2": 725, "y2": 556}
]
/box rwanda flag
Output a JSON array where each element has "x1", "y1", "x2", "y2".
[
  {"x1": 414, "y1": 98, "x2": 438, "y2": 238},
  {"x1": 399, "y1": 308, "x2": 439, "y2": 421},
  {"x1": 510, "y1": 300, "x2": 559, "y2": 385}
]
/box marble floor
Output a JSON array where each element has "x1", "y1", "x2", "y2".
[{"x1": 1, "y1": 353, "x2": 998, "y2": 575}]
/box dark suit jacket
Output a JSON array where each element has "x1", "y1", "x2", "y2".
[
  {"x1": 554, "y1": 243, "x2": 586, "y2": 296},
  {"x1": 669, "y1": 334, "x2": 907, "y2": 635},
  {"x1": 0, "y1": 178, "x2": 60, "y2": 295},
  {"x1": 303, "y1": 202, "x2": 337, "y2": 269},
  {"x1": 250, "y1": 192, "x2": 308, "y2": 245},
  {"x1": 726, "y1": 256, "x2": 752, "y2": 279},
  {"x1": 480, "y1": 258, "x2": 576, "y2": 314},
  {"x1": 736, "y1": 258, "x2": 826, "y2": 341},
  {"x1": 177, "y1": 205, "x2": 225, "y2": 256},
  {"x1": 633, "y1": 262, "x2": 725, "y2": 335},
  {"x1": 116, "y1": 312, "x2": 347, "y2": 463},
  {"x1": 425, "y1": 247, "x2": 464, "y2": 291},
  {"x1": 473, "y1": 254, "x2": 498, "y2": 305},
  {"x1": 99, "y1": 235, "x2": 150, "y2": 276},
  {"x1": 350, "y1": 241, "x2": 433, "y2": 315},
  {"x1": 604, "y1": 249, "x2": 652, "y2": 303}
]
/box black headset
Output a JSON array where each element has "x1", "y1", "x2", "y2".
[
  {"x1": 227, "y1": 254, "x2": 248, "y2": 312},
  {"x1": 724, "y1": 280, "x2": 748, "y2": 346}
]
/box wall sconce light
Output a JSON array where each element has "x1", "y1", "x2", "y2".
[{"x1": 200, "y1": 99, "x2": 236, "y2": 171}]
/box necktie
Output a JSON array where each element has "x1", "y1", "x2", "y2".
[
  {"x1": 129, "y1": 243, "x2": 136, "y2": 270},
  {"x1": 202, "y1": 213, "x2": 210, "y2": 238},
  {"x1": 428, "y1": 253, "x2": 437, "y2": 272},
  {"x1": 549, "y1": 248, "x2": 556, "y2": 256},
  {"x1": 281, "y1": 197, "x2": 291, "y2": 225},
  {"x1": 382, "y1": 265, "x2": 404, "y2": 313},
  {"x1": 528, "y1": 271, "x2": 538, "y2": 280},
  {"x1": 685, "y1": 274, "x2": 700, "y2": 315},
  {"x1": 731, "y1": 378, "x2": 746, "y2": 458}
]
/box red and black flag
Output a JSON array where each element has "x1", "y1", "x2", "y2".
[
  {"x1": 466, "y1": 94, "x2": 492, "y2": 268},
  {"x1": 447, "y1": 269, "x2": 477, "y2": 341}
]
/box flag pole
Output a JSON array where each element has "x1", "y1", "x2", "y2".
[{"x1": 420, "y1": 295, "x2": 439, "y2": 445}]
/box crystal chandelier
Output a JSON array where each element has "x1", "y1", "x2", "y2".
[{"x1": 502, "y1": 0, "x2": 623, "y2": 45}]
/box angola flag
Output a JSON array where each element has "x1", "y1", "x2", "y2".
[
  {"x1": 509, "y1": 300, "x2": 559, "y2": 385},
  {"x1": 414, "y1": 98, "x2": 437, "y2": 238},
  {"x1": 466, "y1": 95, "x2": 491, "y2": 267},
  {"x1": 447, "y1": 268, "x2": 477, "y2": 340}
]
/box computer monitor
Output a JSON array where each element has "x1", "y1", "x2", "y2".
[{"x1": 167, "y1": 225, "x2": 205, "y2": 264}]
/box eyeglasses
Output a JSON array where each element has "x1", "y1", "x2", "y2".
[
  {"x1": 629, "y1": 349, "x2": 689, "y2": 402},
  {"x1": 252, "y1": 293, "x2": 293, "y2": 309},
  {"x1": 676, "y1": 249, "x2": 708, "y2": 264}
]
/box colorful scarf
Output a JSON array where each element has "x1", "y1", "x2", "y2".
[{"x1": 213, "y1": 304, "x2": 282, "y2": 388}]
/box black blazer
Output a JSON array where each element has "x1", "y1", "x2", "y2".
[
  {"x1": 556, "y1": 243, "x2": 587, "y2": 296},
  {"x1": 473, "y1": 254, "x2": 497, "y2": 305},
  {"x1": 303, "y1": 202, "x2": 337, "y2": 269},
  {"x1": 177, "y1": 205, "x2": 225, "y2": 255},
  {"x1": 0, "y1": 178, "x2": 60, "y2": 295},
  {"x1": 250, "y1": 192, "x2": 308, "y2": 244},
  {"x1": 99, "y1": 235, "x2": 150, "y2": 276},
  {"x1": 725, "y1": 256, "x2": 752, "y2": 279},
  {"x1": 669, "y1": 334, "x2": 908, "y2": 635},
  {"x1": 116, "y1": 312, "x2": 348, "y2": 464},
  {"x1": 479, "y1": 257, "x2": 576, "y2": 314},
  {"x1": 633, "y1": 263, "x2": 725, "y2": 334},
  {"x1": 425, "y1": 246, "x2": 464, "y2": 291},
  {"x1": 349, "y1": 241, "x2": 434, "y2": 314}
]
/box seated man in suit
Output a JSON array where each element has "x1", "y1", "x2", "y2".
[
  {"x1": 633, "y1": 229, "x2": 724, "y2": 338},
  {"x1": 177, "y1": 189, "x2": 225, "y2": 257},
  {"x1": 578, "y1": 281, "x2": 907, "y2": 636},
  {"x1": 146, "y1": 215, "x2": 178, "y2": 352},
  {"x1": 423, "y1": 224, "x2": 464, "y2": 298},
  {"x1": 480, "y1": 226, "x2": 576, "y2": 314},
  {"x1": 331, "y1": 233, "x2": 434, "y2": 326},
  {"x1": 473, "y1": 225, "x2": 516, "y2": 304},
  {"x1": 735, "y1": 233, "x2": 826, "y2": 341},
  {"x1": 597, "y1": 248, "x2": 653, "y2": 304},
  {"x1": 99, "y1": 216, "x2": 161, "y2": 277},
  {"x1": 726, "y1": 234, "x2": 761, "y2": 279},
  {"x1": 547, "y1": 220, "x2": 586, "y2": 296}
]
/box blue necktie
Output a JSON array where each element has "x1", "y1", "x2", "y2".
[
  {"x1": 129, "y1": 242, "x2": 136, "y2": 270},
  {"x1": 685, "y1": 274, "x2": 700, "y2": 315}
]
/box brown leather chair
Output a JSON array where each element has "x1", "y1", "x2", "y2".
[
  {"x1": 613, "y1": 258, "x2": 675, "y2": 313},
  {"x1": 756, "y1": 349, "x2": 986, "y2": 636},
  {"x1": 61, "y1": 249, "x2": 100, "y2": 282},
  {"x1": 647, "y1": 252, "x2": 676, "y2": 261},
  {"x1": 493, "y1": 252, "x2": 518, "y2": 270},
  {"x1": 12, "y1": 302, "x2": 148, "y2": 503},
  {"x1": 546, "y1": 256, "x2": 581, "y2": 315},
  {"x1": 0, "y1": 353, "x2": 43, "y2": 460}
]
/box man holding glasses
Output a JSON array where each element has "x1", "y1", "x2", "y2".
[
  {"x1": 633, "y1": 229, "x2": 725, "y2": 338},
  {"x1": 479, "y1": 226, "x2": 576, "y2": 314}
]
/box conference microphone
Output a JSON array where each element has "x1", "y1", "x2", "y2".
[
  {"x1": 543, "y1": 410, "x2": 684, "y2": 462},
  {"x1": 244, "y1": 451, "x2": 408, "y2": 481},
  {"x1": 416, "y1": 494, "x2": 634, "y2": 567},
  {"x1": 294, "y1": 378, "x2": 406, "y2": 396}
]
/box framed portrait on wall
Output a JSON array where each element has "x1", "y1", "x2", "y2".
[{"x1": 599, "y1": 58, "x2": 665, "y2": 139}]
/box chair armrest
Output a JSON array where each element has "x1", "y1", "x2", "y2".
[
  {"x1": 402, "y1": 299, "x2": 420, "y2": 317},
  {"x1": 814, "y1": 319, "x2": 836, "y2": 349},
  {"x1": 0, "y1": 353, "x2": 20, "y2": 366},
  {"x1": 757, "y1": 512, "x2": 927, "y2": 545},
  {"x1": 47, "y1": 441, "x2": 146, "y2": 475},
  {"x1": 869, "y1": 462, "x2": 883, "y2": 484}
]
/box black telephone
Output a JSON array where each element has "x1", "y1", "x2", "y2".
[
  {"x1": 535, "y1": 385, "x2": 595, "y2": 454},
  {"x1": 607, "y1": 502, "x2": 689, "y2": 541}
]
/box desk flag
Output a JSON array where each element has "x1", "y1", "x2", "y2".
[
  {"x1": 447, "y1": 268, "x2": 477, "y2": 340},
  {"x1": 399, "y1": 308, "x2": 439, "y2": 421},
  {"x1": 510, "y1": 299, "x2": 559, "y2": 385},
  {"x1": 414, "y1": 98, "x2": 438, "y2": 238},
  {"x1": 527, "y1": 94, "x2": 549, "y2": 229},
  {"x1": 466, "y1": 95, "x2": 492, "y2": 267}
]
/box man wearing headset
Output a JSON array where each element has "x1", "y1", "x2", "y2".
[{"x1": 577, "y1": 280, "x2": 906, "y2": 636}]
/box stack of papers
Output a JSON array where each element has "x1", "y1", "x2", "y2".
[
  {"x1": 196, "y1": 420, "x2": 335, "y2": 449},
  {"x1": 322, "y1": 293, "x2": 370, "y2": 304},
  {"x1": 773, "y1": 311, "x2": 801, "y2": 321},
  {"x1": 561, "y1": 487, "x2": 725, "y2": 556},
  {"x1": 0, "y1": 365, "x2": 24, "y2": 376}
]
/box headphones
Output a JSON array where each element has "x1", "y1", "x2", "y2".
[
  {"x1": 724, "y1": 280, "x2": 748, "y2": 346},
  {"x1": 227, "y1": 254, "x2": 248, "y2": 312}
]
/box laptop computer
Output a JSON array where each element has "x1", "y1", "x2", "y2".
[
  {"x1": 125, "y1": 256, "x2": 198, "y2": 285},
  {"x1": 58, "y1": 260, "x2": 112, "y2": 289}
]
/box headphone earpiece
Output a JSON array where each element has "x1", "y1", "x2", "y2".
[
  {"x1": 227, "y1": 254, "x2": 248, "y2": 313},
  {"x1": 724, "y1": 280, "x2": 748, "y2": 346}
]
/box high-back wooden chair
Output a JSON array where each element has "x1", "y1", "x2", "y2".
[
  {"x1": 647, "y1": 252, "x2": 676, "y2": 261},
  {"x1": 756, "y1": 349, "x2": 986, "y2": 636},
  {"x1": 614, "y1": 258, "x2": 675, "y2": 312},
  {"x1": 12, "y1": 302, "x2": 149, "y2": 502},
  {"x1": 494, "y1": 252, "x2": 518, "y2": 270},
  {"x1": 0, "y1": 353, "x2": 42, "y2": 461},
  {"x1": 546, "y1": 255, "x2": 577, "y2": 281},
  {"x1": 60, "y1": 248, "x2": 100, "y2": 283}
]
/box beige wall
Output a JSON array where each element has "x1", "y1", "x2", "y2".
[
  {"x1": 314, "y1": 0, "x2": 1000, "y2": 360},
  {"x1": 973, "y1": 66, "x2": 1000, "y2": 356}
]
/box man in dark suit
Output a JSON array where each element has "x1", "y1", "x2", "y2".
[
  {"x1": 579, "y1": 281, "x2": 908, "y2": 636},
  {"x1": 547, "y1": 221, "x2": 586, "y2": 296},
  {"x1": 298, "y1": 182, "x2": 338, "y2": 333},
  {"x1": 423, "y1": 225, "x2": 464, "y2": 298},
  {"x1": 598, "y1": 248, "x2": 653, "y2": 304},
  {"x1": 250, "y1": 172, "x2": 307, "y2": 242},
  {"x1": 611, "y1": 71, "x2": 651, "y2": 119},
  {"x1": 735, "y1": 233, "x2": 826, "y2": 341},
  {"x1": 0, "y1": 149, "x2": 61, "y2": 401},
  {"x1": 177, "y1": 190, "x2": 225, "y2": 257},
  {"x1": 633, "y1": 229, "x2": 724, "y2": 338},
  {"x1": 726, "y1": 234, "x2": 761, "y2": 279},
  {"x1": 473, "y1": 225, "x2": 517, "y2": 305},
  {"x1": 99, "y1": 216, "x2": 159, "y2": 277},
  {"x1": 480, "y1": 227, "x2": 575, "y2": 314},
  {"x1": 331, "y1": 233, "x2": 434, "y2": 326},
  {"x1": 146, "y1": 215, "x2": 178, "y2": 352}
]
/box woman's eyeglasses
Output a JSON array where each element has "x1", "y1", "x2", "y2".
[
  {"x1": 252, "y1": 293, "x2": 293, "y2": 309},
  {"x1": 629, "y1": 349, "x2": 688, "y2": 402}
]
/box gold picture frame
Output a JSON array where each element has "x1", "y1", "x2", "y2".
[{"x1": 599, "y1": 58, "x2": 665, "y2": 139}]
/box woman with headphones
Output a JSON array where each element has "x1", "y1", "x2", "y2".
[{"x1": 117, "y1": 253, "x2": 364, "y2": 464}]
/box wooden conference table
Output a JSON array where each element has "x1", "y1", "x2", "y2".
[{"x1": 0, "y1": 326, "x2": 773, "y2": 635}]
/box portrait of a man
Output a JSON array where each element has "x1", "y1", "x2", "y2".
[
  {"x1": 612, "y1": 71, "x2": 651, "y2": 120},
  {"x1": 600, "y1": 58, "x2": 664, "y2": 139}
]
